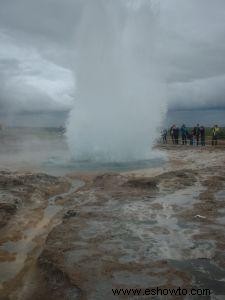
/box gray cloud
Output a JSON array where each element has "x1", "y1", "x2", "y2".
[
  {"x1": 168, "y1": 75, "x2": 225, "y2": 110},
  {"x1": 0, "y1": 0, "x2": 225, "y2": 117},
  {"x1": 0, "y1": 31, "x2": 74, "y2": 114},
  {"x1": 158, "y1": 0, "x2": 225, "y2": 109}
]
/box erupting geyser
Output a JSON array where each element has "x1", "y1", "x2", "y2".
[{"x1": 67, "y1": 0, "x2": 166, "y2": 162}]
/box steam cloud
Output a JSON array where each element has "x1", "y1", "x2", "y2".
[{"x1": 67, "y1": 0, "x2": 166, "y2": 162}]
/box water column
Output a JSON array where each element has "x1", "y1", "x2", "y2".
[{"x1": 67, "y1": 0, "x2": 166, "y2": 162}]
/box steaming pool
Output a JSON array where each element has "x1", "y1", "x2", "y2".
[
  {"x1": 43, "y1": 156, "x2": 165, "y2": 175},
  {"x1": 0, "y1": 127, "x2": 165, "y2": 175}
]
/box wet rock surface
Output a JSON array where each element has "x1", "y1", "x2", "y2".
[
  {"x1": 0, "y1": 171, "x2": 69, "y2": 230},
  {"x1": 0, "y1": 171, "x2": 75, "y2": 299},
  {"x1": 36, "y1": 169, "x2": 225, "y2": 298},
  {"x1": 1, "y1": 148, "x2": 225, "y2": 299}
]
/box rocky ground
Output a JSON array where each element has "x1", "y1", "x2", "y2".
[{"x1": 0, "y1": 146, "x2": 225, "y2": 299}]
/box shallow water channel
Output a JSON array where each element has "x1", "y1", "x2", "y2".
[{"x1": 0, "y1": 179, "x2": 84, "y2": 288}]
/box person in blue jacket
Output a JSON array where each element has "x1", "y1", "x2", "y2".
[{"x1": 181, "y1": 124, "x2": 188, "y2": 145}]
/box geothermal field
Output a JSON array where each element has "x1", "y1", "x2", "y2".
[{"x1": 0, "y1": 129, "x2": 225, "y2": 299}]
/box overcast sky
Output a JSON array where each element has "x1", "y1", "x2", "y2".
[{"x1": 0, "y1": 0, "x2": 225, "y2": 115}]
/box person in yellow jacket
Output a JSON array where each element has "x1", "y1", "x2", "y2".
[{"x1": 212, "y1": 125, "x2": 220, "y2": 146}]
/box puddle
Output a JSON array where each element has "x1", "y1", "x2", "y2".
[
  {"x1": 215, "y1": 189, "x2": 225, "y2": 225},
  {"x1": 215, "y1": 190, "x2": 225, "y2": 202},
  {"x1": 169, "y1": 258, "x2": 225, "y2": 295},
  {"x1": 112, "y1": 271, "x2": 167, "y2": 287},
  {"x1": 64, "y1": 184, "x2": 211, "y2": 270},
  {"x1": 0, "y1": 179, "x2": 84, "y2": 286},
  {"x1": 116, "y1": 185, "x2": 206, "y2": 261},
  {"x1": 79, "y1": 220, "x2": 110, "y2": 240}
]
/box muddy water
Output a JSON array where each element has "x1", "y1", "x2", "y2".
[{"x1": 0, "y1": 179, "x2": 84, "y2": 289}]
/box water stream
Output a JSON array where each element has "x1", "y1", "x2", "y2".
[{"x1": 0, "y1": 179, "x2": 84, "y2": 287}]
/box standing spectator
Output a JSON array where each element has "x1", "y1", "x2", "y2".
[
  {"x1": 173, "y1": 126, "x2": 180, "y2": 145},
  {"x1": 162, "y1": 129, "x2": 168, "y2": 144},
  {"x1": 170, "y1": 125, "x2": 175, "y2": 144},
  {"x1": 181, "y1": 124, "x2": 188, "y2": 145},
  {"x1": 193, "y1": 124, "x2": 200, "y2": 146},
  {"x1": 212, "y1": 125, "x2": 220, "y2": 146},
  {"x1": 189, "y1": 130, "x2": 194, "y2": 146},
  {"x1": 200, "y1": 126, "x2": 205, "y2": 146}
]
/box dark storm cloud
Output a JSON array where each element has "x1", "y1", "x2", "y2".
[
  {"x1": 158, "y1": 0, "x2": 225, "y2": 109},
  {"x1": 0, "y1": 0, "x2": 225, "y2": 115},
  {"x1": 168, "y1": 75, "x2": 225, "y2": 110}
]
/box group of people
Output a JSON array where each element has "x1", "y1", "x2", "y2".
[{"x1": 161, "y1": 124, "x2": 220, "y2": 146}]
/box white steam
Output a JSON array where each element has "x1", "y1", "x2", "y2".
[{"x1": 67, "y1": 0, "x2": 166, "y2": 162}]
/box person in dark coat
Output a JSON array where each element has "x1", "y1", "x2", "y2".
[
  {"x1": 193, "y1": 124, "x2": 200, "y2": 146},
  {"x1": 170, "y1": 125, "x2": 175, "y2": 144},
  {"x1": 200, "y1": 126, "x2": 205, "y2": 146},
  {"x1": 162, "y1": 129, "x2": 168, "y2": 144},
  {"x1": 189, "y1": 130, "x2": 194, "y2": 146},
  {"x1": 173, "y1": 126, "x2": 180, "y2": 145}
]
